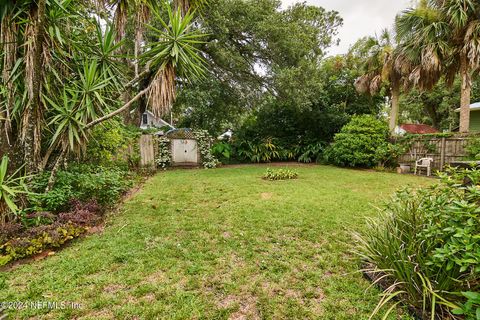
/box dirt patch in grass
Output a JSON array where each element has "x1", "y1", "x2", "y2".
[
  {"x1": 103, "y1": 283, "x2": 125, "y2": 294},
  {"x1": 260, "y1": 192, "x2": 273, "y2": 200},
  {"x1": 217, "y1": 294, "x2": 260, "y2": 320}
]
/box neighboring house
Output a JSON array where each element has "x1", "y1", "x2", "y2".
[
  {"x1": 455, "y1": 102, "x2": 480, "y2": 132},
  {"x1": 394, "y1": 124, "x2": 439, "y2": 136},
  {"x1": 140, "y1": 111, "x2": 174, "y2": 131}
]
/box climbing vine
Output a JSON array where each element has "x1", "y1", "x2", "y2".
[
  {"x1": 193, "y1": 130, "x2": 219, "y2": 169},
  {"x1": 154, "y1": 130, "x2": 219, "y2": 169},
  {"x1": 155, "y1": 137, "x2": 171, "y2": 169}
]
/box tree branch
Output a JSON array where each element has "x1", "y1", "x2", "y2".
[{"x1": 86, "y1": 86, "x2": 151, "y2": 129}]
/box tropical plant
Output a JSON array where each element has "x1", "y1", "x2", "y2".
[
  {"x1": 0, "y1": 156, "x2": 28, "y2": 224},
  {"x1": 142, "y1": 4, "x2": 206, "y2": 118},
  {"x1": 354, "y1": 30, "x2": 402, "y2": 132},
  {"x1": 211, "y1": 141, "x2": 232, "y2": 163},
  {"x1": 395, "y1": 0, "x2": 480, "y2": 133},
  {"x1": 357, "y1": 167, "x2": 480, "y2": 319},
  {"x1": 297, "y1": 142, "x2": 325, "y2": 163},
  {"x1": 234, "y1": 139, "x2": 281, "y2": 163}
]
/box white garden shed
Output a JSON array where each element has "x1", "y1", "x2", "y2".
[{"x1": 164, "y1": 128, "x2": 200, "y2": 166}]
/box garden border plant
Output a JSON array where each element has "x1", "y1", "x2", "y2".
[
  {"x1": 262, "y1": 168, "x2": 298, "y2": 181},
  {"x1": 356, "y1": 166, "x2": 480, "y2": 319}
]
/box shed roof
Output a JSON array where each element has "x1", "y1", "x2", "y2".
[{"x1": 165, "y1": 128, "x2": 196, "y2": 139}]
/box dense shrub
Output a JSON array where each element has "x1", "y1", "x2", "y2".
[
  {"x1": 29, "y1": 164, "x2": 132, "y2": 212},
  {"x1": 325, "y1": 115, "x2": 390, "y2": 168},
  {"x1": 262, "y1": 168, "x2": 298, "y2": 181},
  {"x1": 86, "y1": 119, "x2": 141, "y2": 168},
  {"x1": 357, "y1": 167, "x2": 480, "y2": 319},
  {"x1": 227, "y1": 100, "x2": 348, "y2": 164},
  {"x1": 211, "y1": 142, "x2": 232, "y2": 164}
]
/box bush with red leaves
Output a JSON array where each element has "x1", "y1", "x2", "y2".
[{"x1": 57, "y1": 200, "x2": 102, "y2": 226}]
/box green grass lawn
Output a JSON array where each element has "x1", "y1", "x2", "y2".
[{"x1": 0, "y1": 165, "x2": 430, "y2": 319}]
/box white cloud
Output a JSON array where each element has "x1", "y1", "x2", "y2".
[{"x1": 281, "y1": 0, "x2": 415, "y2": 55}]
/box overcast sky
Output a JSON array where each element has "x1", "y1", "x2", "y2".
[{"x1": 281, "y1": 0, "x2": 415, "y2": 55}]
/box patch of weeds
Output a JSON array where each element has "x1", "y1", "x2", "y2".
[{"x1": 262, "y1": 168, "x2": 298, "y2": 181}]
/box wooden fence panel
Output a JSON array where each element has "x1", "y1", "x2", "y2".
[
  {"x1": 397, "y1": 136, "x2": 472, "y2": 171},
  {"x1": 139, "y1": 135, "x2": 155, "y2": 168}
]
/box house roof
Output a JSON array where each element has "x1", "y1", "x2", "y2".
[
  {"x1": 454, "y1": 102, "x2": 480, "y2": 112},
  {"x1": 399, "y1": 124, "x2": 439, "y2": 134}
]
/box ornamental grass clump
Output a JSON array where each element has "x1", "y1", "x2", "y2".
[
  {"x1": 356, "y1": 167, "x2": 480, "y2": 319},
  {"x1": 262, "y1": 168, "x2": 298, "y2": 181}
]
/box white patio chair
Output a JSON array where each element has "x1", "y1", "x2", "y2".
[{"x1": 414, "y1": 158, "x2": 434, "y2": 176}]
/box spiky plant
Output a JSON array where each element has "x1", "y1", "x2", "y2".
[
  {"x1": 142, "y1": 3, "x2": 206, "y2": 117},
  {"x1": 0, "y1": 156, "x2": 28, "y2": 225}
]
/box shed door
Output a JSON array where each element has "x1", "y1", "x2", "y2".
[{"x1": 172, "y1": 139, "x2": 198, "y2": 164}]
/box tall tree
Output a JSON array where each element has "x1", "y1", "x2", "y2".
[
  {"x1": 396, "y1": 0, "x2": 480, "y2": 133},
  {"x1": 354, "y1": 31, "x2": 402, "y2": 133}
]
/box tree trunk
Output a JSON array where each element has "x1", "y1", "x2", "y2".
[
  {"x1": 46, "y1": 144, "x2": 67, "y2": 192},
  {"x1": 423, "y1": 102, "x2": 441, "y2": 130},
  {"x1": 23, "y1": 0, "x2": 47, "y2": 173},
  {"x1": 459, "y1": 54, "x2": 472, "y2": 133},
  {"x1": 1, "y1": 14, "x2": 17, "y2": 148},
  {"x1": 174, "y1": 0, "x2": 190, "y2": 16},
  {"x1": 389, "y1": 82, "x2": 400, "y2": 133}
]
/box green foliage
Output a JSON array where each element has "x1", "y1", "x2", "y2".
[
  {"x1": 234, "y1": 138, "x2": 282, "y2": 163},
  {"x1": 193, "y1": 130, "x2": 219, "y2": 169},
  {"x1": 211, "y1": 142, "x2": 232, "y2": 164},
  {"x1": 325, "y1": 115, "x2": 390, "y2": 168},
  {"x1": 155, "y1": 136, "x2": 172, "y2": 170},
  {"x1": 375, "y1": 143, "x2": 407, "y2": 168},
  {"x1": 465, "y1": 137, "x2": 480, "y2": 160},
  {"x1": 297, "y1": 142, "x2": 325, "y2": 163},
  {"x1": 0, "y1": 156, "x2": 28, "y2": 223},
  {"x1": 87, "y1": 119, "x2": 141, "y2": 168},
  {"x1": 29, "y1": 164, "x2": 132, "y2": 213},
  {"x1": 143, "y1": 4, "x2": 207, "y2": 81},
  {"x1": 452, "y1": 292, "x2": 480, "y2": 319},
  {"x1": 262, "y1": 168, "x2": 298, "y2": 181},
  {"x1": 0, "y1": 223, "x2": 85, "y2": 267},
  {"x1": 357, "y1": 167, "x2": 480, "y2": 319}
]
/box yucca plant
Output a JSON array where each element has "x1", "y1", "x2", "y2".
[
  {"x1": 0, "y1": 156, "x2": 28, "y2": 225},
  {"x1": 142, "y1": 3, "x2": 206, "y2": 117}
]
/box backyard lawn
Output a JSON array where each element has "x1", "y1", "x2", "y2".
[{"x1": 0, "y1": 165, "x2": 430, "y2": 319}]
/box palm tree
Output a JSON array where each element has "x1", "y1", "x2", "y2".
[
  {"x1": 396, "y1": 0, "x2": 480, "y2": 133},
  {"x1": 354, "y1": 30, "x2": 402, "y2": 133}
]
